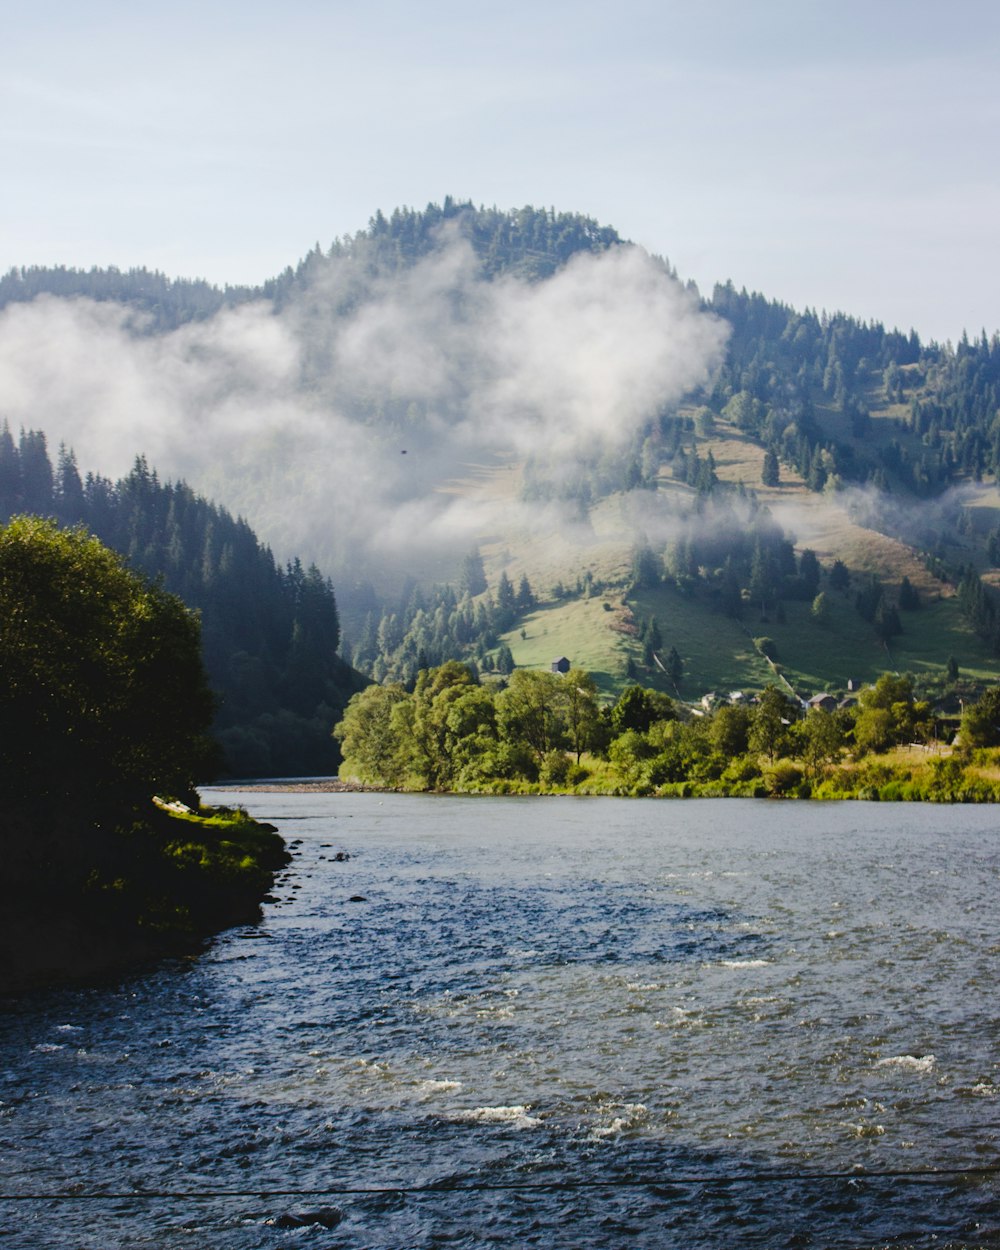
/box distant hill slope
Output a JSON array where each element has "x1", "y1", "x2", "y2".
[{"x1": 2, "y1": 200, "x2": 999, "y2": 702}]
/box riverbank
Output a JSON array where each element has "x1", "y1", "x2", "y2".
[
  {"x1": 212, "y1": 778, "x2": 391, "y2": 794},
  {"x1": 208, "y1": 740, "x2": 1000, "y2": 802},
  {"x1": 0, "y1": 802, "x2": 289, "y2": 995}
]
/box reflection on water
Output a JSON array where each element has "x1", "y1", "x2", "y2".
[{"x1": 1, "y1": 795, "x2": 998, "y2": 1248}]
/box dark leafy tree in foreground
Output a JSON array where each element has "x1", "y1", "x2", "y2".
[{"x1": 0, "y1": 517, "x2": 216, "y2": 809}]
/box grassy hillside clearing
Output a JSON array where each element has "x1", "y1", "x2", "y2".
[{"x1": 396, "y1": 418, "x2": 1000, "y2": 700}]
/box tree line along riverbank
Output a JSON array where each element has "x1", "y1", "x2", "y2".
[{"x1": 334, "y1": 660, "x2": 1000, "y2": 801}]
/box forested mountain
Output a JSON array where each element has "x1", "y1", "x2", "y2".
[
  {"x1": 0, "y1": 201, "x2": 621, "y2": 326},
  {"x1": 5, "y1": 199, "x2": 996, "y2": 504},
  {"x1": 2, "y1": 200, "x2": 999, "y2": 701},
  {"x1": 0, "y1": 427, "x2": 366, "y2": 776}
]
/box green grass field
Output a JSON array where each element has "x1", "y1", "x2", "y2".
[{"x1": 498, "y1": 595, "x2": 634, "y2": 697}]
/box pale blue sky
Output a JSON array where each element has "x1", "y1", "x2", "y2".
[{"x1": 2, "y1": 0, "x2": 998, "y2": 343}]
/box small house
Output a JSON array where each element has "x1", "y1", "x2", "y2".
[
  {"x1": 551, "y1": 656, "x2": 571, "y2": 674},
  {"x1": 808, "y1": 693, "x2": 838, "y2": 713}
]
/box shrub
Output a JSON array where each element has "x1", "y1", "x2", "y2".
[
  {"x1": 764, "y1": 761, "x2": 803, "y2": 795},
  {"x1": 539, "y1": 750, "x2": 571, "y2": 787}
]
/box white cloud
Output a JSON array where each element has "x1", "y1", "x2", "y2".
[{"x1": 0, "y1": 234, "x2": 728, "y2": 578}]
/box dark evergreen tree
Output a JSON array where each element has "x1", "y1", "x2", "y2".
[
  {"x1": 761, "y1": 447, "x2": 780, "y2": 487},
  {"x1": 516, "y1": 572, "x2": 536, "y2": 611},
  {"x1": 460, "y1": 548, "x2": 488, "y2": 597},
  {"x1": 799, "y1": 549, "x2": 821, "y2": 597},
  {"x1": 829, "y1": 559, "x2": 851, "y2": 593},
  {"x1": 898, "y1": 576, "x2": 920, "y2": 610}
]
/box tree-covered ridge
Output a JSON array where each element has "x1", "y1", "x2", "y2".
[
  {"x1": 4, "y1": 201, "x2": 1000, "y2": 696},
  {"x1": 704, "y1": 283, "x2": 1000, "y2": 496},
  {"x1": 0, "y1": 265, "x2": 258, "y2": 332},
  {"x1": 0, "y1": 202, "x2": 623, "y2": 328},
  {"x1": 5, "y1": 199, "x2": 999, "y2": 508},
  {"x1": 263, "y1": 200, "x2": 625, "y2": 307},
  {"x1": 336, "y1": 662, "x2": 1000, "y2": 802},
  {"x1": 0, "y1": 425, "x2": 365, "y2": 777},
  {"x1": 3, "y1": 200, "x2": 997, "y2": 492}
]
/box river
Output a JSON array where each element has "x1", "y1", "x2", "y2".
[{"x1": 1, "y1": 794, "x2": 998, "y2": 1248}]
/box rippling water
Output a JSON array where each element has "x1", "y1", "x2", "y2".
[{"x1": 2, "y1": 794, "x2": 999, "y2": 1248}]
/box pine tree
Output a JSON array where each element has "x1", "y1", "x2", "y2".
[
  {"x1": 460, "y1": 548, "x2": 487, "y2": 597},
  {"x1": 516, "y1": 573, "x2": 536, "y2": 611}
]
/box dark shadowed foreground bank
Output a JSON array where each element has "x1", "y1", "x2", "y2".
[{"x1": 0, "y1": 802, "x2": 288, "y2": 994}]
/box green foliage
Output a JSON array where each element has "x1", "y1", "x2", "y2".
[
  {"x1": 611, "y1": 686, "x2": 658, "y2": 735},
  {"x1": 796, "y1": 707, "x2": 846, "y2": 773},
  {"x1": 0, "y1": 520, "x2": 293, "y2": 987},
  {"x1": 497, "y1": 670, "x2": 569, "y2": 762},
  {"x1": 333, "y1": 660, "x2": 1000, "y2": 802},
  {"x1": 748, "y1": 686, "x2": 797, "y2": 763},
  {"x1": 810, "y1": 591, "x2": 831, "y2": 625},
  {"x1": 960, "y1": 686, "x2": 1000, "y2": 747},
  {"x1": 539, "y1": 750, "x2": 571, "y2": 787},
  {"x1": 333, "y1": 681, "x2": 412, "y2": 785},
  {"x1": 711, "y1": 705, "x2": 751, "y2": 756},
  {"x1": 764, "y1": 761, "x2": 804, "y2": 796},
  {"x1": 852, "y1": 673, "x2": 930, "y2": 753},
  {"x1": 0, "y1": 517, "x2": 217, "y2": 809},
  {"x1": 460, "y1": 548, "x2": 488, "y2": 597}
]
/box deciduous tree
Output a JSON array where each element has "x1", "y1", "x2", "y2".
[{"x1": 0, "y1": 517, "x2": 216, "y2": 810}]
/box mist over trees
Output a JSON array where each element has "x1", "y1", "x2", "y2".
[{"x1": 3, "y1": 200, "x2": 1000, "y2": 698}]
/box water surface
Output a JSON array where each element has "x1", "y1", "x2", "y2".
[{"x1": 2, "y1": 794, "x2": 998, "y2": 1248}]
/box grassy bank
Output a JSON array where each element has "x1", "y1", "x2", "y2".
[
  {"x1": 0, "y1": 802, "x2": 289, "y2": 995},
  {"x1": 343, "y1": 745, "x2": 1000, "y2": 803}
]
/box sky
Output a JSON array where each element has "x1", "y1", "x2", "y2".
[{"x1": 2, "y1": 0, "x2": 999, "y2": 345}]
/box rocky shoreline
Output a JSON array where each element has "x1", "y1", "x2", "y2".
[{"x1": 210, "y1": 778, "x2": 392, "y2": 794}]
